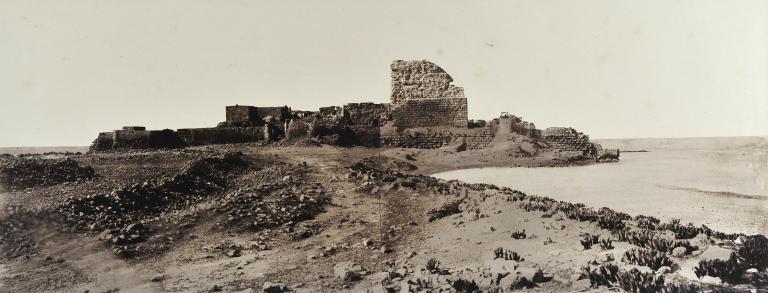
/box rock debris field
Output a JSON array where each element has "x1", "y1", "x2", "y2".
[{"x1": 0, "y1": 145, "x2": 765, "y2": 293}]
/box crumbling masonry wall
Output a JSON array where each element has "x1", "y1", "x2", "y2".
[
  {"x1": 391, "y1": 60, "x2": 465, "y2": 104},
  {"x1": 542, "y1": 127, "x2": 595, "y2": 157},
  {"x1": 389, "y1": 60, "x2": 468, "y2": 129},
  {"x1": 380, "y1": 127, "x2": 494, "y2": 150},
  {"x1": 177, "y1": 127, "x2": 269, "y2": 146},
  {"x1": 89, "y1": 59, "x2": 612, "y2": 159},
  {"x1": 343, "y1": 103, "x2": 390, "y2": 126}
]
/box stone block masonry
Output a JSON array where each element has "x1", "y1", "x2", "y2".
[
  {"x1": 388, "y1": 60, "x2": 469, "y2": 130},
  {"x1": 90, "y1": 128, "x2": 185, "y2": 151},
  {"x1": 390, "y1": 97, "x2": 468, "y2": 129},
  {"x1": 89, "y1": 59, "x2": 612, "y2": 159},
  {"x1": 542, "y1": 127, "x2": 596, "y2": 156},
  {"x1": 226, "y1": 105, "x2": 261, "y2": 126},
  {"x1": 177, "y1": 127, "x2": 269, "y2": 146},
  {"x1": 380, "y1": 127, "x2": 494, "y2": 150}
]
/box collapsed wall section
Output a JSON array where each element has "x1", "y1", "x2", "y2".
[
  {"x1": 343, "y1": 103, "x2": 390, "y2": 126},
  {"x1": 542, "y1": 127, "x2": 596, "y2": 157}
]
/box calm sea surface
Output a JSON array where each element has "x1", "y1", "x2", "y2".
[{"x1": 434, "y1": 137, "x2": 768, "y2": 235}]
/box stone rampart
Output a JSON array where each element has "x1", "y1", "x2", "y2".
[
  {"x1": 90, "y1": 128, "x2": 185, "y2": 151},
  {"x1": 177, "y1": 127, "x2": 268, "y2": 146},
  {"x1": 380, "y1": 127, "x2": 493, "y2": 150}
]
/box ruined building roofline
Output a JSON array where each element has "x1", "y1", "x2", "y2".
[{"x1": 89, "y1": 59, "x2": 611, "y2": 161}]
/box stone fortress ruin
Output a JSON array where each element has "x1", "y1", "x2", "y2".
[{"x1": 90, "y1": 60, "x2": 619, "y2": 160}]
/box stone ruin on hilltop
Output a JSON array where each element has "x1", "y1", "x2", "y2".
[{"x1": 90, "y1": 60, "x2": 619, "y2": 160}]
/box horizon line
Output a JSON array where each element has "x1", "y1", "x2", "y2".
[{"x1": 2, "y1": 135, "x2": 767, "y2": 149}]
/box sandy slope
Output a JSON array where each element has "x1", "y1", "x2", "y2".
[{"x1": 0, "y1": 145, "x2": 761, "y2": 292}]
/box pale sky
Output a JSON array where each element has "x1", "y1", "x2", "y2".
[{"x1": 1, "y1": 0, "x2": 766, "y2": 147}]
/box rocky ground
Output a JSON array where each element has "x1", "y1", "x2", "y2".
[{"x1": 0, "y1": 144, "x2": 765, "y2": 293}]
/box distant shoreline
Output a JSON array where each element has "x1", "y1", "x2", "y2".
[{"x1": 0, "y1": 146, "x2": 89, "y2": 156}]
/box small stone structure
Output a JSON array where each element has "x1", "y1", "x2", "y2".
[{"x1": 89, "y1": 59, "x2": 616, "y2": 160}]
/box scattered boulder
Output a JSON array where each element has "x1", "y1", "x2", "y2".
[
  {"x1": 262, "y1": 282, "x2": 286, "y2": 293},
  {"x1": 334, "y1": 261, "x2": 364, "y2": 283},
  {"x1": 150, "y1": 274, "x2": 165, "y2": 282},
  {"x1": 427, "y1": 199, "x2": 463, "y2": 222},
  {"x1": 671, "y1": 246, "x2": 687, "y2": 258},
  {"x1": 656, "y1": 266, "x2": 672, "y2": 275}
]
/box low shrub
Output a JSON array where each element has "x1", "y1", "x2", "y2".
[
  {"x1": 449, "y1": 278, "x2": 480, "y2": 292},
  {"x1": 634, "y1": 215, "x2": 660, "y2": 230},
  {"x1": 622, "y1": 248, "x2": 672, "y2": 271},
  {"x1": 694, "y1": 253, "x2": 743, "y2": 285},
  {"x1": 511, "y1": 229, "x2": 527, "y2": 240},
  {"x1": 738, "y1": 234, "x2": 768, "y2": 270},
  {"x1": 493, "y1": 247, "x2": 524, "y2": 262},
  {"x1": 425, "y1": 257, "x2": 449, "y2": 275},
  {"x1": 659, "y1": 219, "x2": 699, "y2": 239},
  {"x1": 612, "y1": 229, "x2": 698, "y2": 255},
  {"x1": 599, "y1": 238, "x2": 614, "y2": 250},
  {"x1": 582, "y1": 264, "x2": 700, "y2": 293},
  {"x1": 581, "y1": 234, "x2": 599, "y2": 250}
]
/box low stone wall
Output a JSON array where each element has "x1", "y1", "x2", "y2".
[
  {"x1": 177, "y1": 127, "x2": 268, "y2": 146},
  {"x1": 380, "y1": 127, "x2": 493, "y2": 150}
]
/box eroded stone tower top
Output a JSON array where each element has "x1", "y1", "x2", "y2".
[{"x1": 390, "y1": 60, "x2": 465, "y2": 104}]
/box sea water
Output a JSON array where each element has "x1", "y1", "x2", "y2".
[{"x1": 434, "y1": 137, "x2": 768, "y2": 235}]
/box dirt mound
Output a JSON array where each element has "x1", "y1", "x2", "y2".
[
  {"x1": 59, "y1": 152, "x2": 249, "y2": 230},
  {"x1": 356, "y1": 156, "x2": 417, "y2": 173},
  {"x1": 0, "y1": 157, "x2": 95, "y2": 191},
  {"x1": 218, "y1": 184, "x2": 330, "y2": 232},
  {"x1": 276, "y1": 137, "x2": 321, "y2": 147},
  {"x1": 216, "y1": 162, "x2": 331, "y2": 234}
]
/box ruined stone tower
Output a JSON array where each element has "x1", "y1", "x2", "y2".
[{"x1": 389, "y1": 60, "x2": 468, "y2": 129}]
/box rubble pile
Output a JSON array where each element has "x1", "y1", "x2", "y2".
[
  {"x1": 426, "y1": 199, "x2": 463, "y2": 222},
  {"x1": 0, "y1": 207, "x2": 42, "y2": 259},
  {"x1": 97, "y1": 222, "x2": 150, "y2": 258},
  {"x1": 219, "y1": 180, "x2": 330, "y2": 231},
  {"x1": 59, "y1": 152, "x2": 248, "y2": 230},
  {"x1": 0, "y1": 157, "x2": 95, "y2": 191}
]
